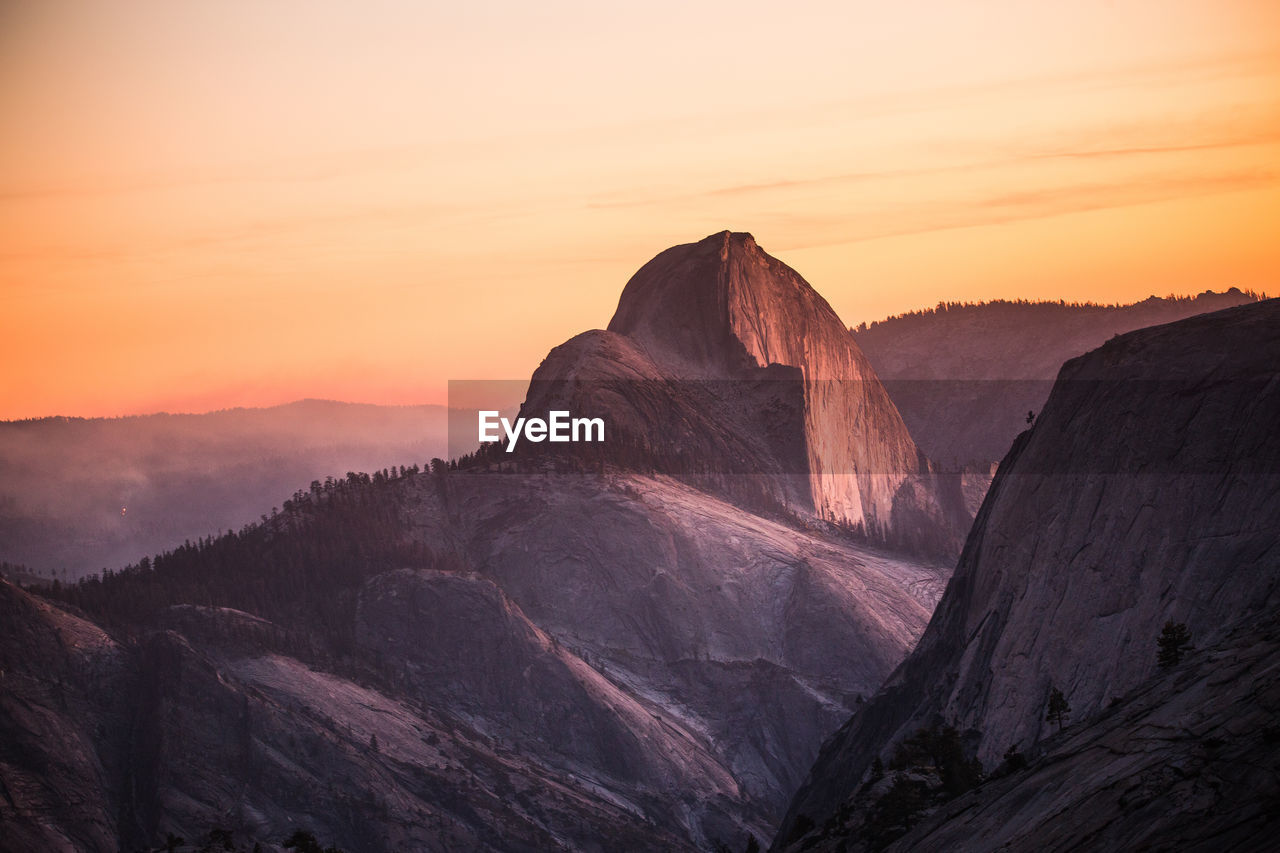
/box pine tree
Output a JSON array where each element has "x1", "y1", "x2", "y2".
[
  {"x1": 1157, "y1": 621, "x2": 1193, "y2": 668},
  {"x1": 283, "y1": 830, "x2": 324, "y2": 853},
  {"x1": 1002, "y1": 743, "x2": 1027, "y2": 771},
  {"x1": 1046, "y1": 686, "x2": 1070, "y2": 730}
]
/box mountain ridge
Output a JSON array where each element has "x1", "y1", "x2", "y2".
[{"x1": 852, "y1": 288, "x2": 1261, "y2": 466}]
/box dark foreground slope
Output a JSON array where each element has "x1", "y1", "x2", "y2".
[
  {"x1": 0, "y1": 575, "x2": 690, "y2": 853},
  {"x1": 776, "y1": 299, "x2": 1280, "y2": 851},
  {"x1": 862, "y1": 615, "x2": 1280, "y2": 851},
  {"x1": 853, "y1": 289, "x2": 1260, "y2": 467}
]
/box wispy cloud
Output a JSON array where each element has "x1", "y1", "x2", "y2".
[
  {"x1": 586, "y1": 109, "x2": 1280, "y2": 211},
  {"x1": 4, "y1": 46, "x2": 1275, "y2": 205},
  {"x1": 771, "y1": 169, "x2": 1279, "y2": 253}
]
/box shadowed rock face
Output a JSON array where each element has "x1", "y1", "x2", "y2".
[
  {"x1": 0, "y1": 578, "x2": 697, "y2": 853},
  {"x1": 863, "y1": 615, "x2": 1280, "y2": 853},
  {"x1": 524, "y1": 232, "x2": 970, "y2": 556},
  {"x1": 0, "y1": 578, "x2": 128, "y2": 853},
  {"x1": 355, "y1": 568, "x2": 744, "y2": 830},
  {"x1": 774, "y1": 299, "x2": 1280, "y2": 851}
]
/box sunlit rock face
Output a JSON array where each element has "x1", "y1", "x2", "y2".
[
  {"x1": 775, "y1": 298, "x2": 1280, "y2": 852},
  {"x1": 523, "y1": 231, "x2": 969, "y2": 556},
  {"x1": 608, "y1": 232, "x2": 927, "y2": 537}
]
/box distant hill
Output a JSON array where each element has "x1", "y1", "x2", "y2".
[
  {"x1": 0, "y1": 399, "x2": 449, "y2": 579},
  {"x1": 852, "y1": 289, "x2": 1262, "y2": 466}
]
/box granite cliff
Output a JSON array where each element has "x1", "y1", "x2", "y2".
[
  {"x1": 775, "y1": 299, "x2": 1280, "y2": 851},
  {"x1": 522, "y1": 231, "x2": 970, "y2": 557}
]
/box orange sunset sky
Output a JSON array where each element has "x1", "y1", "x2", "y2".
[{"x1": 1, "y1": 0, "x2": 1278, "y2": 420}]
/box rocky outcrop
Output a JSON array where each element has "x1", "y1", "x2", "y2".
[
  {"x1": 355, "y1": 568, "x2": 745, "y2": 844},
  {"x1": 399, "y1": 471, "x2": 948, "y2": 841},
  {"x1": 124, "y1": 625, "x2": 691, "y2": 853},
  {"x1": 519, "y1": 232, "x2": 969, "y2": 556},
  {"x1": 776, "y1": 299, "x2": 1280, "y2": 850}
]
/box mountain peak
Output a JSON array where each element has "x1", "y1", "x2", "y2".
[
  {"x1": 607, "y1": 231, "x2": 847, "y2": 378},
  {"x1": 696, "y1": 228, "x2": 758, "y2": 253},
  {"x1": 538, "y1": 233, "x2": 971, "y2": 551},
  {"x1": 712, "y1": 229, "x2": 759, "y2": 256}
]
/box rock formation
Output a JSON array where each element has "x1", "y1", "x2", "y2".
[
  {"x1": 775, "y1": 298, "x2": 1280, "y2": 851},
  {"x1": 0, "y1": 232, "x2": 967, "y2": 852},
  {"x1": 0, "y1": 577, "x2": 690, "y2": 852},
  {"x1": 521, "y1": 231, "x2": 969, "y2": 557}
]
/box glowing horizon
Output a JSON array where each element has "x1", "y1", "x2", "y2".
[{"x1": 2, "y1": 0, "x2": 1278, "y2": 420}]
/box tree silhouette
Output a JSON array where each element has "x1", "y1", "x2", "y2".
[
  {"x1": 283, "y1": 830, "x2": 323, "y2": 853},
  {"x1": 206, "y1": 827, "x2": 234, "y2": 850},
  {"x1": 283, "y1": 829, "x2": 346, "y2": 853},
  {"x1": 1046, "y1": 686, "x2": 1070, "y2": 730},
  {"x1": 889, "y1": 724, "x2": 981, "y2": 796},
  {"x1": 1157, "y1": 621, "x2": 1193, "y2": 668},
  {"x1": 866, "y1": 775, "x2": 929, "y2": 849},
  {"x1": 1002, "y1": 744, "x2": 1027, "y2": 771}
]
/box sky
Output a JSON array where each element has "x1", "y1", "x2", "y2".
[{"x1": 1, "y1": 0, "x2": 1278, "y2": 419}]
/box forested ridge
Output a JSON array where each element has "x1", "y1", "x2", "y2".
[
  {"x1": 850, "y1": 289, "x2": 1267, "y2": 335},
  {"x1": 44, "y1": 465, "x2": 437, "y2": 659}
]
